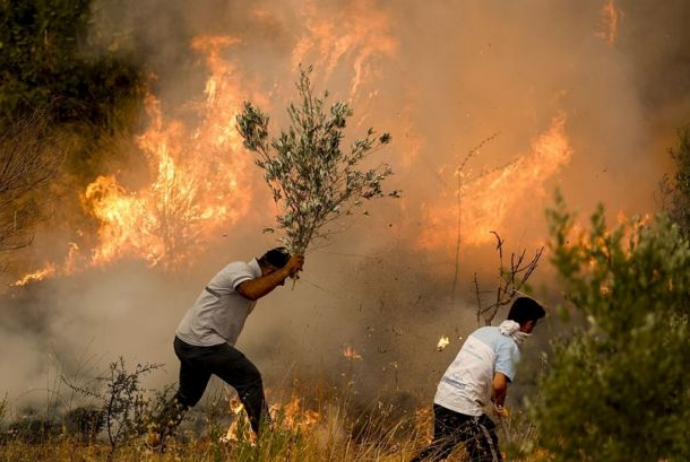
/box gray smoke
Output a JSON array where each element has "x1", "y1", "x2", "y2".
[{"x1": 2, "y1": 0, "x2": 690, "y2": 417}]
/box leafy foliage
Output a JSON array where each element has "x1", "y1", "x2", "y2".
[
  {"x1": 534, "y1": 193, "x2": 690, "y2": 461},
  {"x1": 64, "y1": 358, "x2": 167, "y2": 459},
  {"x1": 237, "y1": 67, "x2": 399, "y2": 254},
  {"x1": 0, "y1": 0, "x2": 144, "y2": 127},
  {"x1": 662, "y1": 123, "x2": 690, "y2": 236}
]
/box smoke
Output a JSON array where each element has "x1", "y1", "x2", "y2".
[{"x1": 3, "y1": 0, "x2": 690, "y2": 415}]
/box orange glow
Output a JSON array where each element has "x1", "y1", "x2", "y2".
[
  {"x1": 11, "y1": 35, "x2": 259, "y2": 277},
  {"x1": 292, "y1": 0, "x2": 397, "y2": 99},
  {"x1": 418, "y1": 113, "x2": 573, "y2": 251},
  {"x1": 597, "y1": 0, "x2": 622, "y2": 46},
  {"x1": 271, "y1": 397, "x2": 320, "y2": 430},
  {"x1": 343, "y1": 345, "x2": 363, "y2": 361},
  {"x1": 12, "y1": 264, "x2": 56, "y2": 287},
  {"x1": 223, "y1": 395, "x2": 319, "y2": 443},
  {"x1": 81, "y1": 36, "x2": 257, "y2": 270}
]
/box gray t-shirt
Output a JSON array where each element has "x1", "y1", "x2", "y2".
[{"x1": 176, "y1": 259, "x2": 262, "y2": 347}]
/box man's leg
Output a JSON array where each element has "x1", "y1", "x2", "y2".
[
  {"x1": 410, "y1": 404, "x2": 471, "y2": 462},
  {"x1": 462, "y1": 414, "x2": 503, "y2": 462},
  {"x1": 173, "y1": 338, "x2": 213, "y2": 410},
  {"x1": 152, "y1": 337, "x2": 213, "y2": 445},
  {"x1": 202, "y1": 343, "x2": 269, "y2": 436}
]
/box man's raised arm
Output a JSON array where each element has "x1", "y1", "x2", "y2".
[{"x1": 236, "y1": 255, "x2": 304, "y2": 301}]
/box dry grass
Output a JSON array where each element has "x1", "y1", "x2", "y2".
[{"x1": 0, "y1": 392, "x2": 550, "y2": 462}]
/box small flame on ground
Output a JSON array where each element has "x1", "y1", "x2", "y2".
[
  {"x1": 343, "y1": 345, "x2": 363, "y2": 361},
  {"x1": 271, "y1": 397, "x2": 320, "y2": 430},
  {"x1": 223, "y1": 395, "x2": 319, "y2": 444},
  {"x1": 437, "y1": 336, "x2": 450, "y2": 351}
]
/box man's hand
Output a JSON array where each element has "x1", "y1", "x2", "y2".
[
  {"x1": 236, "y1": 255, "x2": 305, "y2": 300},
  {"x1": 284, "y1": 255, "x2": 304, "y2": 278},
  {"x1": 492, "y1": 404, "x2": 509, "y2": 418}
]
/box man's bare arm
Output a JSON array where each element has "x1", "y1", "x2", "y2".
[
  {"x1": 491, "y1": 372, "x2": 510, "y2": 415},
  {"x1": 236, "y1": 255, "x2": 304, "y2": 301}
]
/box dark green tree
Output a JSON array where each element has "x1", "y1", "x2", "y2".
[
  {"x1": 0, "y1": 0, "x2": 144, "y2": 128},
  {"x1": 663, "y1": 124, "x2": 690, "y2": 236},
  {"x1": 533, "y1": 194, "x2": 690, "y2": 461}
]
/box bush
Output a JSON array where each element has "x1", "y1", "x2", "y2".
[
  {"x1": 663, "y1": 123, "x2": 690, "y2": 236},
  {"x1": 533, "y1": 194, "x2": 690, "y2": 461},
  {"x1": 0, "y1": 0, "x2": 144, "y2": 127}
]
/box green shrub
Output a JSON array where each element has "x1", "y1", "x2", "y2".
[{"x1": 533, "y1": 194, "x2": 690, "y2": 461}]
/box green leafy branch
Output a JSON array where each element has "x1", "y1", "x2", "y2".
[{"x1": 237, "y1": 67, "x2": 399, "y2": 254}]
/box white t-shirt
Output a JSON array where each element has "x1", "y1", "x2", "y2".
[
  {"x1": 175, "y1": 259, "x2": 262, "y2": 347},
  {"x1": 434, "y1": 326, "x2": 521, "y2": 416}
]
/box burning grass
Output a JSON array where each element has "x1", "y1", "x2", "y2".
[{"x1": 0, "y1": 382, "x2": 548, "y2": 462}]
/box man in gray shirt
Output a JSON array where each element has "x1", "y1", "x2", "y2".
[{"x1": 152, "y1": 247, "x2": 304, "y2": 446}]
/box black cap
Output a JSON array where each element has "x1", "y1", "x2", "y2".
[{"x1": 262, "y1": 247, "x2": 291, "y2": 269}]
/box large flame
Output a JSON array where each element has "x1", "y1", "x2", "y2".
[
  {"x1": 12, "y1": 1, "x2": 400, "y2": 285},
  {"x1": 418, "y1": 113, "x2": 573, "y2": 251},
  {"x1": 83, "y1": 38, "x2": 257, "y2": 269},
  {"x1": 13, "y1": 36, "x2": 260, "y2": 284}
]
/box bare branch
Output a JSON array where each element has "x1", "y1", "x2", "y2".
[
  {"x1": 0, "y1": 112, "x2": 64, "y2": 267},
  {"x1": 474, "y1": 232, "x2": 544, "y2": 325}
]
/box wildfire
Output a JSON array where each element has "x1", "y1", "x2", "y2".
[
  {"x1": 11, "y1": 0, "x2": 402, "y2": 286},
  {"x1": 12, "y1": 264, "x2": 56, "y2": 287},
  {"x1": 292, "y1": 0, "x2": 397, "y2": 99},
  {"x1": 343, "y1": 345, "x2": 363, "y2": 361},
  {"x1": 597, "y1": 0, "x2": 622, "y2": 46},
  {"x1": 437, "y1": 336, "x2": 450, "y2": 351},
  {"x1": 13, "y1": 35, "x2": 261, "y2": 282},
  {"x1": 272, "y1": 397, "x2": 320, "y2": 430},
  {"x1": 83, "y1": 37, "x2": 258, "y2": 269},
  {"x1": 418, "y1": 112, "x2": 574, "y2": 250},
  {"x1": 223, "y1": 398, "x2": 251, "y2": 444},
  {"x1": 223, "y1": 395, "x2": 319, "y2": 443}
]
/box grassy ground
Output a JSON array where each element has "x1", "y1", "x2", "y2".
[{"x1": 0, "y1": 397, "x2": 550, "y2": 462}]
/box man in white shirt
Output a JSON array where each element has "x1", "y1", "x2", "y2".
[
  {"x1": 152, "y1": 247, "x2": 303, "y2": 446},
  {"x1": 411, "y1": 297, "x2": 545, "y2": 462}
]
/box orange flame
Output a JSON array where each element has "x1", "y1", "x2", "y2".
[
  {"x1": 343, "y1": 345, "x2": 363, "y2": 361},
  {"x1": 292, "y1": 0, "x2": 397, "y2": 99},
  {"x1": 82, "y1": 36, "x2": 257, "y2": 269},
  {"x1": 15, "y1": 2, "x2": 398, "y2": 284},
  {"x1": 437, "y1": 336, "x2": 450, "y2": 351},
  {"x1": 12, "y1": 264, "x2": 56, "y2": 287},
  {"x1": 597, "y1": 0, "x2": 622, "y2": 46},
  {"x1": 418, "y1": 112, "x2": 573, "y2": 250},
  {"x1": 223, "y1": 395, "x2": 319, "y2": 443},
  {"x1": 271, "y1": 397, "x2": 320, "y2": 430}
]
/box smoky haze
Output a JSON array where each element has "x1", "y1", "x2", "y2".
[{"x1": 2, "y1": 0, "x2": 689, "y2": 415}]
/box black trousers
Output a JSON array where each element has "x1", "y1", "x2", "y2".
[
  {"x1": 410, "y1": 404, "x2": 503, "y2": 462},
  {"x1": 167, "y1": 336, "x2": 269, "y2": 436}
]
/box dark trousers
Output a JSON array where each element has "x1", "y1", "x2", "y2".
[
  {"x1": 164, "y1": 336, "x2": 269, "y2": 436},
  {"x1": 410, "y1": 404, "x2": 503, "y2": 462}
]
